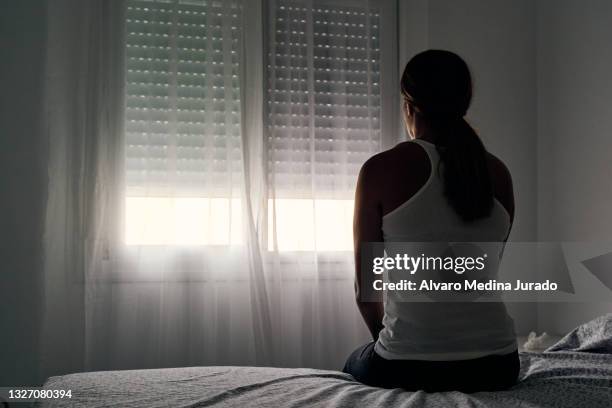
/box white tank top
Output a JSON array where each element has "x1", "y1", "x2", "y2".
[{"x1": 374, "y1": 138, "x2": 517, "y2": 361}]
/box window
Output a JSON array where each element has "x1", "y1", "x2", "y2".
[
  {"x1": 123, "y1": 0, "x2": 395, "y2": 250},
  {"x1": 266, "y1": 0, "x2": 383, "y2": 251},
  {"x1": 124, "y1": 0, "x2": 243, "y2": 245}
]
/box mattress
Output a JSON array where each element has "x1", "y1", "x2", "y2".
[{"x1": 39, "y1": 314, "x2": 612, "y2": 408}]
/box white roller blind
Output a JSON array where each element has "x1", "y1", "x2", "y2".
[
  {"x1": 267, "y1": 0, "x2": 383, "y2": 199},
  {"x1": 125, "y1": 0, "x2": 243, "y2": 197},
  {"x1": 122, "y1": 0, "x2": 396, "y2": 247}
]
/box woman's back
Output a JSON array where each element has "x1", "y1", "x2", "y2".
[
  {"x1": 380, "y1": 139, "x2": 513, "y2": 242},
  {"x1": 372, "y1": 138, "x2": 516, "y2": 360}
]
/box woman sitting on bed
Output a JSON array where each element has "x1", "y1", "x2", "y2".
[{"x1": 344, "y1": 50, "x2": 519, "y2": 392}]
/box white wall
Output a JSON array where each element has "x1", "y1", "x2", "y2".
[
  {"x1": 0, "y1": 0, "x2": 48, "y2": 386},
  {"x1": 536, "y1": 0, "x2": 612, "y2": 334}
]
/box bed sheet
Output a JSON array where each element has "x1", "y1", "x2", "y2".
[{"x1": 39, "y1": 314, "x2": 612, "y2": 408}]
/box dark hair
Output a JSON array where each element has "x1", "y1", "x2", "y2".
[{"x1": 401, "y1": 50, "x2": 493, "y2": 222}]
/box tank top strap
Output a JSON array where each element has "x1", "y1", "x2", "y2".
[{"x1": 410, "y1": 138, "x2": 439, "y2": 167}]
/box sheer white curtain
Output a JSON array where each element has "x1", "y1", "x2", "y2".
[
  {"x1": 43, "y1": 0, "x2": 396, "y2": 378},
  {"x1": 43, "y1": 0, "x2": 126, "y2": 376}
]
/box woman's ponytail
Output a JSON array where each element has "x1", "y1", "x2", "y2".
[
  {"x1": 401, "y1": 50, "x2": 494, "y2": 221},
  {"x1": 434, "y1": 117, "x2": 493, "y2": 221}
]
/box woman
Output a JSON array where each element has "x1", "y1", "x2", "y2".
[{"x1": 343, "y1": 50, "x2": 519, "y2": 392}]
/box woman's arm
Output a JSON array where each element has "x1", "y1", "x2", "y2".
[
  {"x1": 353, "y1": 158, "x2": 385, "y2": 341},
  {"x1": 487, "y1": 152, "x2": 515, "y2": 239}
]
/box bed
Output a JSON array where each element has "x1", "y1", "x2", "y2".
[{"x1": 39, "y1": 314, "x2": 612, "y2": 407}]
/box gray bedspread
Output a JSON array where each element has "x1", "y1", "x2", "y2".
[{"x1": 41, "y1": 315, "x2": 612, "y2": 408}]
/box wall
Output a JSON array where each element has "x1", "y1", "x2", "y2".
[
  {"x1": 0, "y1": 0, "x2": 48, "y2": 386},
  {"x1": 536, "y1": 0, "x2": 612, "y2": 334}
]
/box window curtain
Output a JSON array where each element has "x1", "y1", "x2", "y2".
[{"x1": 42, "y1": 0, "x2": 395, "y2": 379}]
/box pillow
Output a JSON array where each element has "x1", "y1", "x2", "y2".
[{"x1": 546, "y1": 313, "x2": 612, "y2": 353}]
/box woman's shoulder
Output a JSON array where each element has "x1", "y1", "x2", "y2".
[
  {"x1": 361, "y1": 140, "x2": 429, "y2": 174},
  {"x1": 486, "y1": 152, "x2": 513, "y2": 190},
  {"x1": 358, "y1": 141, "x2": 432, "y2": 215}
]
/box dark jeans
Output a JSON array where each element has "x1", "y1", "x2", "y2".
[{"x1": 343, "y1": 342, "x2": 520, "y2": 393}]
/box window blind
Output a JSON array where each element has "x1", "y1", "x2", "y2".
[
  {"x1": 267, "y1": 0, "x2": 382, "y2": 198},
  {"x1": 125, "y1": 0, "x2": 243, "y2": 197}
]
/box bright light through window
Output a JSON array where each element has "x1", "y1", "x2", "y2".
[
  {"x1": 125, "y1": 197, "x2": 243, "y2": 246},
  {"x1": 125, "y1": 197, "x2": 353, "y2": 251},
  {"x1": 268, "y1": 199, "x2": 354, "y2": 252}
]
